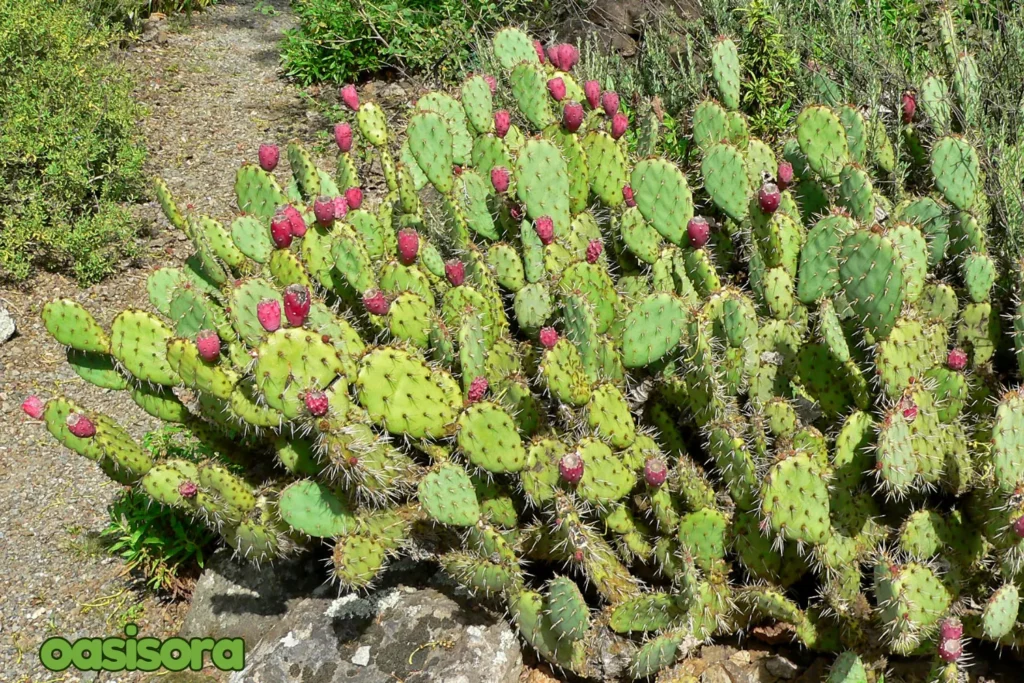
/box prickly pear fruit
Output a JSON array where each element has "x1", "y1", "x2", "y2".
[
  {"x1": 313, "y1": 196, "x2": 335, "y2": 227},
  {"x1": 688, "y1": 216, "x2": 710, "y2": 248},
  {"x1": 622, "y1": 184, "x2": 636, "y2": 207},
  {"x1": 586, "y1": 239, "x2": 603, "y2": 264},
  {"x1": 258, "y1": 144, "x2": 279, "y2": 172},
  {"x1": 491, "y1": 166, "x2": 511, "y2": 194},
  {"x1": 938, "y1": 617, "x2": 962, "y2": 662},
  {"x1": 453, "y1": 165, "x2": 463, "y2": 176},
  {"x1": 563, "y1": 102, "x2": 584, "y2": 132},
  {"x1": 1013, "y1": 515, "x2": 1024, "y2": 538},
  {"x1": 758, "y1": 182, "x2": 781, "y2": 213},
  {"x1": 257, "y1": 298, "x2": 282, "y2": 332},
  {"x1": 535, "y1": 216, "x2": 555, "y2": 245},
  {"x1": 510, "y1": 204, "x2": 524, "y2": 221},
  {"x1": 66, "y1": 413, "x2": 96, "y2": 438},
  {"x1": 584, "y1": 80, "x2": 600, "y2": 109},
  {"x1": 559, "y1": 451, "x2": 584, "y2": 484},
  {"x1": 345, "y1": 187, "x2": 363, "y2": 210},
  {"x1": 777, "y1": 161, "x2": 794, "y2": 190},
  {"x1": 178, "y1": 480, "x2": 198, "y2": 498},
  {"x1": 333, "y1": 196, "x2": 349, "y2": 219},
  {"x1": 445, "y1": 260, "x2": 466, "y2": 286},
  {"x1": 284, "y1": 204, "x2": 307, "y2": 237},
  {"x1": 539, "y1": 327, "x2": 558, "y2": 348},
  {"x1": 601, "y1": 91, "x2": 620, "y2": 117},
  {"x1": 644, "y1": 457, "x2": 668, "y2": 487},
  {"x1": 948, "y1": 348, "x2": 967, "y2": 371},
  {"x1": 534, "y1": 40, "x2": 545, "y2": 63},
  {"x1": 484, "y1": 75, "x2": 497, "y2": 94},
  {"x1": 610, "y1": 113, "x2": 628, "y2": 140},
  {"x1": 547, "y1": 77, "x2": 566, "y2": 102},
  {"x1": 554, "y1": 44, "x2": 579, "y2": 71},
  {"x1": 941, "y1": 617, "x2": 963, "y2": 640},
  {"x1": 362, "y1": 289, "x2": 389, "y2": 316},
  {"x1": 467, "y1": 376, "x2": 489, "y2": 403},
  {"x1": 494, "y1": 110, "x2": 511, "y2": 138},
  {"x1": 341, "y1": 84, "x2": 359, "y2": 111},
  {"x1": 283, "y1": 284, "x2": 311, "y2": 327},
  {"x1": 22, "y1": 396, "x2": 44, "y2": 419},
  {"x1": 304, "y1": 390, "x2": 329, "y2": 417},
  {"x1": 271, "y1": 211, "x2": 293, "y2": 248},
  {"x1": 902, "y1": 400, "x2": 918, "y2": 422},
  {"x1": 397, "y1": 228, "x2": 419, "y2": 265},
  {"x1": 196, "y1": 329, "x2": 221, "y2": 362},
  {"x1": 902, "y1": 91, "x2": 916, "y2": 123},
  {"x1": 334, "y1": 122, "x2": 353, "y2": 152}
]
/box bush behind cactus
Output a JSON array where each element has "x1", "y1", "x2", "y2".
[{"x1": 26, "y1": 22, "x2": 1024, "y2": 681}]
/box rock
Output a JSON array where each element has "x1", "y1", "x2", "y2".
[
  {"x1": 179, "y1": 550, "x2": 326, "y2": 645},
  {"x1": 231, "y1": 585, "x2": 522, "y2": 683},
  {"x1": 765, "y1": 655, "x2": 800, "y2": 679},
  {"x1": 0, "y1": 306, "x2": 15, "y2": 344}
]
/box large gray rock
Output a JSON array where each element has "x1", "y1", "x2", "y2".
[
  {"x1": 230, "y1": 585, "x2": 522, "y2": 683},
  {"x1": 0, "y1": 306, "x2": 15, "y2": 344}
]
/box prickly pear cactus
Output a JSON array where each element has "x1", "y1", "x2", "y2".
[{"x1": 24, "y1": 23, "x2": 1022, "y2": 681}]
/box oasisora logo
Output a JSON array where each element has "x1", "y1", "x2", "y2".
[{"x1": 40, "y1": 624, "x2": 244, "y2": 673}]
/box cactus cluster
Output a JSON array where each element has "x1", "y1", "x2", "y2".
[{"x1": 25, "y1": 22, "x2": 1024, "y2": 682}]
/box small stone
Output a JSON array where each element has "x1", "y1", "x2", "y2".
[
  {"x1": 765, "y1": 655, "x2": 800, "y2": 679},
  {"x1": 351, "y1": 645, "x2": 372, "y2": 666},
  {"x1": 0, "y1": 307, "x2": 15, "y2": 344}
]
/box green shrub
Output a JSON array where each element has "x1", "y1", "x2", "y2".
[
  {"x1": 0, "y1": 0, "x2": 147, "y2": 284},
  {"x1": 85, "y1": 0, "x2": 218, "y2": 31},
  {"x1": 281, "y1": 0, "x2": 543, "y2": 86}
]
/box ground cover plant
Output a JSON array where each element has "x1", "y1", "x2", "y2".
[{"x1": 22, "y1": 17, "x2": 1024, "y2": 683}]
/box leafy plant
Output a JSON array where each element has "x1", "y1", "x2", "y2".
[{"x1": 735, "y1": 0, "x2": 800, "y2": 139}]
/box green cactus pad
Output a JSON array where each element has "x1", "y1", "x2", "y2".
[
  {"x1": 407, "y1": 111, "x2": 454, "y2": 194},
  {"x1": 631, "y1": 159, "x2": 694, "y2": 247},
  {"x1": 582, "y1": 131, "x2": 627, "y2": 207},
  {"x1": 278, "y1": 480, "x2": 355, "y2": 537},
  {"x1": 796, "y1": 105, "x2": 849, "y2": 184},
  {"x1": 621, "y1": 292, "x2": 688, "y2": 368},
  {"x1": 419, "y1": 464, "x2": 480, "y2": 527},
  {"x1": 760, "y1": 452, "x2": 831, "y2": 544},
  {"x1": 930, "y1": 136, "x2": 980, "y2": 210},
  {"x1": 510, "y1": 62, "x2": 556, "y2": 130},
  {"x1": 702, "y1": 142, "x2": 750, "y2": 222},
  {"x1": 515, "y1": 138, "x2": 571, "y2": 236},
  {"x1": 235, "y1": 164, "x2": 287, "y2": 221},
  {"x1": 42, "y1": 299, "x2": 110, "y2": 354},
  {"x1": 110, "y1": 309, "x2": 179, "y2": 386},
  {"x1": 838, "y1": 229, "x2": 906, "y2": 340},
  {"x1": 254, "y1": 329, "x2": 346, "y2": 419},
  {"x1": 692, "y1": 100, "x2": 729, "y2": 149},
  {"x1": 711, "y1": 37, "x2": 741, "y2": 109},
  {"x1": 357, "y1": 347, "x2": 461, "y2": 439}
]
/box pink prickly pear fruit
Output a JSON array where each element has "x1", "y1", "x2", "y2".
[
  {"x1": 283, "y1": 284, "x2": 311, "y2": 327},
  {"x1": 547, "y1": 77, "x2": 567, "y2": 102},
  {"x1": 334, "y1": 122, "x2": 353, "y2": 152},
  {"x1": 585, "y1": 239, "x2": 603, "y2": 264},
  {"x1": 66, "y1": 412, "x2": 96, "y2": 438},
  {"x1": 902, "y1": 402, "x2": 918, "y2": 422},
  {"x1": 283, "y1": 205, "x2": 307, "y2": 237},
  {"x1": 304, "y1": 390, "x2": 329, "y2": 417},
  {"x1": 687, "y1": 216, "x2": 710, "y2": 248},
  {"x1": 534, "y1": 216, "x2": 555, "y2": 245},
  {"x1": 452, "y1": 164, "x2": 463, "y2": 176},
  {"x1": 601, "y1": 91, "x2": 620, "y2": 117},
  {"x1": 257, "y1": 298, "x2": 282, "y2": 332},
  {"x1": 445, "y1": 260, "x2": 466, "y2": 287},
  {"x1": 195, "y1": 329, "x2": 222, "y2": 362},
  {"x1": 618, "y1": 184, "x2": 634, "y2": 208},
  {"x1": 901, "y1": 91, "x2": 916, "y2": 124},
  {"x1": 490, "y1": 166, "x2": 511, "y2": 194},
  {"x1": 510, "y1": 203, "x2": 524, "y2": 221},
  {"x1": 333, "y1": 196, "x2": 349, "y2": 219},
  {"x1": 271, "y1": 211, "x2": 293, "y2": 248},
  {"x1": 362, "y1": 289, "x2": 389, "y2": 316},
  {"x1": 313, "y1": 196, "x2": 335, "y2": 227},
  {"x1": 557, "y1": 44, "x2": 579, "y2": 71},
  {"x1": 777, "y1": 161, "x2": 794, "y2": 190},
  {"x1": 758, "y1": 182, "x2": 781, "y2": 213},
  {"x1": 546, "y1": 45, "x2": 561, "y2": 68},
  {"x1": 644, "y1": 456, "x2": 668, "y2": 487},
  {"x1": 22, "y1": 395, "x2": 44, "y2": 419},
  {"x1": 340, "y1": 84, "x2": 360, "y2": 111},
  {"x1": 610, "y1": 113, "x2": 628, "y2": 140},
  {"x1": 258, "y1": 144, "x2": 279, "y2": 172},
  {"x1": 940, "y1": 617, "x2": 963, "y2": 641},
  {"x1": 483, "y1": 75, "x2": 497, "y2": 94},
  {"x1": 584, "y1": 80, "x2": 601, "y2": 109},
  {"x1": 559, "y1": 451, "x2": 584, "y2": 485},
  {"x1": 539, "y1": 326, "x2": 559, "y2": 349},
  {"x1": 622, "y1": 184, "x2": 636, "y2": 207},
  {"x1": 467, "y1": 376, "x2": 488, "y2": 403},
  {"x1": 534, "y1": 40, "x2": 546, "y2": 63},
  {"x1": 178, "y1": 480, "x2": 198, "y2": 499},
  {"x1": 397, "y1": 228, "x2": 419, "y2": 265},
  {"x1": 562, "y1": 101, "x2": 584, "y2": 132},
  {"x1": 947, "y1": 348, "x2": 968, "y2": 371},
  {"x1": 345, "y1": 187, "x2": 363, "y2": 210},
  {"x1": 494, "y1": 110, "x2": 511, "y2": 138},
  {"x1": 1014, "y1": 515, "x2": 1024, "y2": 538},
  {"x1": 938, "y1": 636, "x2": 962, "y2": 663}
]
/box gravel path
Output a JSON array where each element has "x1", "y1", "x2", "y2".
[{"x1": 0, "y1": 2, "x2": 316, "y2": 680}]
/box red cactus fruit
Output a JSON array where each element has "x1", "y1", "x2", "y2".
[
  {"x1": 547, "y1": 77, "x2": 566, "y2": 102},
  {"x1": 534, "y1": 40, "x2": 545, "y2": 63},
  {"x1": 901, "y1": 91, "x2": 916, "y2": 124},
  {"x1": 178, "y1": 480, "x2": 198, "y2": 498},
  {"x1": 333, "y1": 196, "x2": 349, "y2": 219},
  {"x1": 1013, "y1": 515, "x2": 1024, "y2": 538},
  {"x1": 586, "y1": 239, "x2": 603, "y2": 264},
  {"x1": 362, "y1": 289, "x2": 389, "y2": 316},
  {"x1": 313, "y1": 196, "x2": 335, "y2": 227},
  {"x1": 340, "y1": 84, "x2": 359, "y2": 111},
  {"x1": 902, "y1": 403, "x2": 918, "y2": 422},
  {"x1": 345, "y1": 187, "x2": 363, "y2": 210},
  {"x1": 777, "y1": 161, "x2": 794, "y2": 190},
  {"x1": 283, "y1": 284, "x2": 311, "y2": 327},
  {"x1": 622, "y1": 184, "x2": 636, "y2": 207},
  {"x1": 397, "y1": 228, "x2": 419, "y2": 265},
  {"x1": 584, "y1": 80, "x2": 600, "y2": 109},
  {"x1": 304, "y1": 390, "x2": 329, "y2": 417},
  {"x1": 555, "y1": 44, "x2": 579, "y2": 71},
  {"x1": 257, "y1": 298, "x2": 281, "y2": 332},
  {"x1": 334, "y1": 122, "x2": 353, "y2": 152},
  {"x1": 644, "y1": 457, "x2": 668, "y2": 487},
  {"x1": 196, "y1": 329, "x2": 221, "y2": 362},
  {"x1": 610, "y1": 113, "x2": 628, "y2": 140},
  {"x1": 66, "y1": 412, "x2": 96, "y2": 438},
  {"x1": 494, "y1": 110, "x2": 511, "y2": 138},
  {"x1": 467, "y1": 376, "x2": 489, "y2": 404},
  {"x1": 601, "y1": 91, "x2": 620, "y2": 117},
  {"x1": 534, "y1": 216, "x2": 555, "y2": 245},
  {"x1": 484, "y1": 75, "x2": 497, "y2": 94},
  {"x1": 562, "y1": 102, "x2": 584, "y2": 132},
  {"x1": 283, "y1": 205, "x2": 307, "y2": 237},
  {"x1": 758, "y1": 182, "x2": 781, "y2": 213},
  {"x1": 452, "y1": 165, "x2": 463, "y2": 176},
  {"x1": 940, "y1": 617, "x2": 963, "y2": 641},
  {"x1": 509, "y1": 203, "x2": 524, "y2": 221},
  {"x1": 559, "y1": 451, "x2": 584, "y2": 485},
  {"x1": 491, "y1": 166, "x2": 511, "y2": 194},
  {"x1": 539, "y1": 326, "x2": 559, "y2": 349},
  {"x1": 22, "y1": 395, "x2": 44, "y2": 419},
  {"x1": 687, "y1": 216, "x2": 710, "y2": 248},
  {"x1": 445, "y1": 260, "x2": 466, "y2": 287},
  {"x1": 947, "y1": 348, "x2": 968, "y2": 371},
  {"x1": 271, "y1": 211, "x2": 293, "y2": 248},
  {"x1": 258, "y1": 144, "x2": 279, "y2": 172}
]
